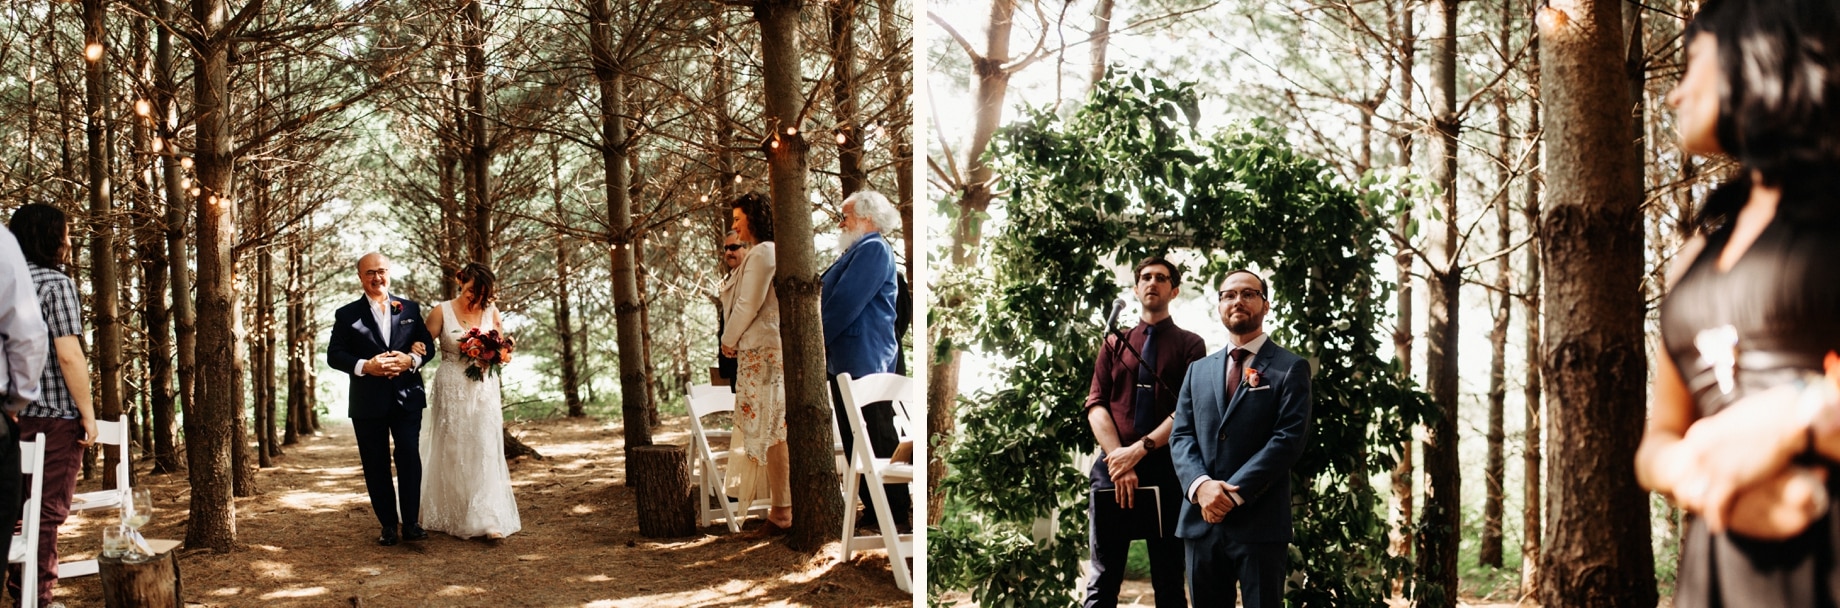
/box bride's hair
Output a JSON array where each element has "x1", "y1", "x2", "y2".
[{"x1": 456, "y1": 262, "x2": 495, "y2": 309}]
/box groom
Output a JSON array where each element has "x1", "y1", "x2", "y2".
[{"x1": 327, "y1": 252, "x2": 435, "y2": 546}]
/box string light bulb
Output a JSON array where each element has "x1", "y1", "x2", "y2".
[
  {"x1": 134, "y1": 100, "x2": 151, "y2": 117},
  {"x1": 786, "y1": 126, "x2": 798, "y2": 136},
  {"x1": 85, "y1": 43, "x2": 103, "y2": 62},
  {"x1": 837, "y1": 132, "x2": 847, "y2": 145},
  {"x1": 1536, "y1": 6, "x2": 1569, "y2": 30},
  {"x1": 180, "y1": 157, "x2": 193, "y2": 170}
]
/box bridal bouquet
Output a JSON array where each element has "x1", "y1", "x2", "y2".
[{"x1": 458, "y1": 328, "x2": 515, "y2": 381}]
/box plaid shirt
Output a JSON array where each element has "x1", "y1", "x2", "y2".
[{"x1": 25, "y1": 262, "x2": 80, "y2": 419}]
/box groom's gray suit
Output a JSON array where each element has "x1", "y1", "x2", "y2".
[{"x1": 1169, "y1": 338, "x2": 1312, "y2": 607}]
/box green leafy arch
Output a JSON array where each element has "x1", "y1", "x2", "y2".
[{"x1": 932, "y1": 73, "x2": 1436, "y2": 607}]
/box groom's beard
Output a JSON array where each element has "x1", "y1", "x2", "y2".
[{"x1": 836, "y1": 226, "x2": 866, "y2": 255}]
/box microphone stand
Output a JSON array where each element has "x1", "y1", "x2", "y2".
[{"x1": 1101, "y1": 317, "x2": 1181, "y2": 408}]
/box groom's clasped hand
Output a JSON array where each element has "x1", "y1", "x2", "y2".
[{"x1": 364, "y1": 343, "x2": 429, "y2": 378}]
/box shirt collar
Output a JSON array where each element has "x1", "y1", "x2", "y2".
[{"x1": 1228, "y1": 333, "x2": 1268, "y2": 358}]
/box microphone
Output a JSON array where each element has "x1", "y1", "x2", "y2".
[{"x1": 1105, "y1": 298, "x2": 1127, "y2": 333}]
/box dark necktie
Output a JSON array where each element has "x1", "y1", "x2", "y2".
[
  {"x1": 1225, "y1": 347, "x2": 1248, "y2": 398},
  {"x1": 1132, "y1": 324, "x2": 1157, "y2": 441}
]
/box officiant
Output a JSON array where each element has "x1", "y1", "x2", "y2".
[{"x1": 1082, "y1": 256, "x2": 1206, "y2": 608}]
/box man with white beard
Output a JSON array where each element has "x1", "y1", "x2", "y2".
[{"x1": 819, "y1": 190, "x2": 908, "y2": 532}]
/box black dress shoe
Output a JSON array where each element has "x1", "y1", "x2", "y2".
[
  {"x1": 402, "y1": 524, "x2": 428, "y2": 541},
  {"x1": 378, "y1": 529, "x2": 400, "y2": 546}
]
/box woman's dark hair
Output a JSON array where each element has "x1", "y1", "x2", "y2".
[
  {"x1": 456, "y1": 262, "x2": 495, "y2": 309},
  {"x1": 8, "y1": 203, "x2": 69, "y2": 270},
  {"x1": 1689, "y1": 0, "x2": 1840, "y2": 229},
  {"x1": 731, "y1": 192, "x2": 775, "y2": 243}
]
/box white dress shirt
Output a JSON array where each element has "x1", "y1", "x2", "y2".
[
  {"x1": 1187, "y1": 333, "x2": 1269, "y2": 507},
  {"x1": 352, "y1": 294, "x2": 420, "y2": 376},
  {"x1": 0, "y1": 229, "x2": 47, "y2": 413}
]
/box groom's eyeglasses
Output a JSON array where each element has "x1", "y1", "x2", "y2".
[{"x1": 724, "y1": 244, "x2": 747, "y2": 252}]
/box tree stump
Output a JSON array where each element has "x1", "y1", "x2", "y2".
[
  {"x1": 632, "y1": 444, "x2": 694, "y2": 538},
  {"x1": 99, "y1": 539, "x2": 183, "y2": 607}
]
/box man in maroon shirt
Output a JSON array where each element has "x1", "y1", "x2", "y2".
[{"x1": 1084, "y1": 257, "x2": 1208, "y2": 608}]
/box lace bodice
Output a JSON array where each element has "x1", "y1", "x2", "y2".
[{"x1": 438, "y1": 301, "x2": 497, "y2": 364}]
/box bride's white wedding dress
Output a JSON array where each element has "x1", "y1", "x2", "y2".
[{"x1": 421, "y1": 300, "x2": 522, "y2": 539}]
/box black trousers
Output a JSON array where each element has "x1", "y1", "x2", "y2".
[
  {"x1": 828, "y1": 375, "x2": 911, "y2": 529},
  {"x1": 353, "y1": 407, "x2": 423, "y2": 530},
  {"x1": 1086, "y1": 449, "x2": 1187, "y2": 608}
]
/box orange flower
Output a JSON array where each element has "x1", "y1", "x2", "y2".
[{"x1": 1245, "y1": 367, "x2": 1263, "y2": 388}]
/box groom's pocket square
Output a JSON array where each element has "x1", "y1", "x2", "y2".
[
  {"x1": 398, "y1": 319, "x2": 413, "y2": 325},
  {"x1": 1248, "y1": 386, "x2": 1273, "y2": 392}
]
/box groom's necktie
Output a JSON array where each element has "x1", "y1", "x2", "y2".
[
  {"x1": 1225, "y1": 347, "x2": 1249, "y2": 399},
  {"x1": 1132, "y1": 324, "x2": 1157, "y2": 440}
]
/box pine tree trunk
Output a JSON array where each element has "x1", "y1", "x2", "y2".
[
  {"x1": 1388, "y1": 0, "x2": 1418, "y2": 572},
  {"x1": 1519, "y1": 61, "x2": 1545, "y2": 599},
  {"x1": 1088, "y1": 0, "x2": 1116, "y2": 85},
  {"x1": 757, "y1": 0, "x2": 845, "y2": 553},
  {"x1": 1480, "y1": 0, "x2": 1515, "y2": 568},
  {"x1": 551, "y1": 144, "x2": 583, "y2": 418},
  {"x1": 185, "y1": 0, "x2": 239, "y2": 547},
  {"x1": 284, "y1": 236, "x2": 304, "y2": 445},
  {"x1": 584, "y1": 0, "x2": 655, "y2": 480},
  {"x1": 830, "y1": 0, "x2": 864, "y2": 196},
  {"x1": 152, "y1": 0, "x2": 185, "y2": 474},
  {"x1": 1537, "y1": 1, "x2": 1656, "y2": 604},
  {"x1": 463, "y1": 0, "x2": 491, "y2": 267},
  {"x1": 83, "y1": 0, "x2": 126, "y2": 487},
  {"x1": 1416, "y1": 0, "x2": 1462, "y2": 604},
  {"x1": 930, "y1": 0, "x2": 1020, "y2": 527}
]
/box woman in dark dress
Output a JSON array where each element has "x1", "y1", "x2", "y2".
[{"x1": 1636, "y1": 0, "x2": 1840, "y2": 605}]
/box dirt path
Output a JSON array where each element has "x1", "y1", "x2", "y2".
[{"x1": 46, "y1": 415, "x2": 910, "y2": 607}]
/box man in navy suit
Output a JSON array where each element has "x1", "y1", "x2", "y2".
[
  {"x1": 1170, "y1": 269, "x2": 1312, "y2": 607},
  {"x1": 821, "y1": 190, "x2": 907, "y2": 530},
  {"x1": 327, "y1": 252, "x2": 435, "y2": 546}
]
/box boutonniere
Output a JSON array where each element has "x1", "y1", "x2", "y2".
[
  {"x1": 389, "y1": 300, "x2": 403, "y2": 314},
  {"x1": 1244, "y1": 367, "x2": 1263, "y2": 389}
]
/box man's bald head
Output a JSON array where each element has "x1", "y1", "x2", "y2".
[{"x1": 357, "y1": 252, "x2": 392, "y2": 299}]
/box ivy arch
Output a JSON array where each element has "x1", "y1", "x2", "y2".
[{"x1": 931, "y1": 73, "x2": 1436, "y2": 607}]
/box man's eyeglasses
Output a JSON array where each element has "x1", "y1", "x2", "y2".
[
  {"x1": 362, "y1": 269, "x2": 389, "y2": 278},
  {"x1": 1137, "y1": 273, "x2": 1172, "y2": 285},
  {"x1": 1217, "y1": 289, "x2": 1264, "y2": 302},
  {"x1": 724, "y1": 244, "x2": 747, "y2": 252}
]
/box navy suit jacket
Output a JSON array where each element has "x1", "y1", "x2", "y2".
[
  {"x1": 819, "y1": 232, "x2": 899, "y2": 378},
  {"x1": 1169, "y1": 340, "x2": 1312, "y2": 543},
  {"x1": 326, "y1": 296, "x2": 435, "y2": 419}
]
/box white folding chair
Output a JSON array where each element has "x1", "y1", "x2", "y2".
[
  {"x1": 11, "y1": 433, "x2": 47, "y2": 608},
  {"x1": 836, "y1": 373, "x2": 916, "y2": 592},
  {"x1": 685, "y1": 384, "x2": 771, "y2": 533},
  {"x1": 59, "y1": 414, "x2": 128, "y2": 579}
]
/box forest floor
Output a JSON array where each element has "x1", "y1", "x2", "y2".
[{"x1": 45, "y1": 414, "x2": 911, "y2": 607}]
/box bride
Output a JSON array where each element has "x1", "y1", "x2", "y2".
[{"x1": 418, "y1": 262, "x2": 522, "y2": 540}]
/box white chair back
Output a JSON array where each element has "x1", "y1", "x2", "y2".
[
  {"x1": 835, "y1": 373, "x2": 916, "y2": 592},
  {"x1": 60, "y1": 414, "x2": 131, "y2": 579},
  {"x1": 684, "y1": 384, "x2": 769, "y2": 532},
  {"x1": 10, "y1": 433, "x2": 46, "y2": 608}
]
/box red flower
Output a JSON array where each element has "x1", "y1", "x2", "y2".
[{"x1": 389, "y1": 300, "x2": 403, "y2": 314}]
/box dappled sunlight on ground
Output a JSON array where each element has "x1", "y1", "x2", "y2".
[{"x1": 43, "y1": 415, "x2": 908, "y2": 607}]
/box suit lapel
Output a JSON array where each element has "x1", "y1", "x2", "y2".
[
  {"x1": 1221, "y1": 346, "x2": 1272, "y2": 424},
  {"x1": 357, "y1": 298, "x2": 387, "y2": 350}
]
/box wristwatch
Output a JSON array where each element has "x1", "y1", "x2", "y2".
[{"x1": 1140, "y1": 436, "x2": 1158, "y2": 451}]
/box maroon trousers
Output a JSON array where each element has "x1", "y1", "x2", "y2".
[{"x1": 9, "y1": 417, "x2": 83, "y2": 604}]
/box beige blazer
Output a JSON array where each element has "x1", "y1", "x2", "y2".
[{"x1": 721, "y1": 242, "x2": 780, "y2": 352}]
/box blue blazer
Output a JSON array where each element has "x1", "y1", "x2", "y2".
[
  {"x1": 326, "y1": 296, "x2": 435, "y2": 419},
  {"x1": 819, "y1": 232, "x2": 899, "y2": 378},
  {"x1": 1169, "y1": 340, "x2": 1313, "y2": 543}
]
